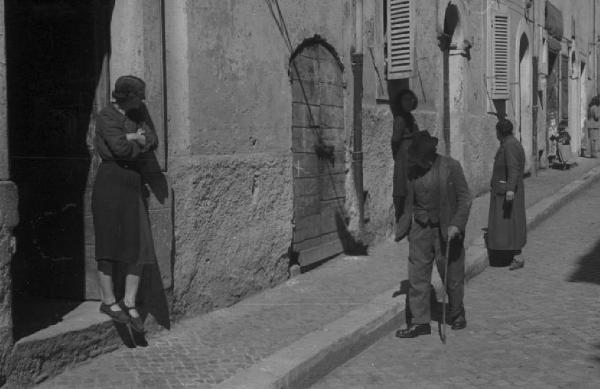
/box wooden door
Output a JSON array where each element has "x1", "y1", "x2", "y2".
[{"x1": 290, "y1": 43, "x2": 345, "y2": 267}]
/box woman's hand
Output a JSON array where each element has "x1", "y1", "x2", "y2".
[
  {"x1": 506, "y1": 191, "x2": 515, "y2": 202},
  {"x1": 126, "y1": 132, "x2": 146, "y2": 146}
]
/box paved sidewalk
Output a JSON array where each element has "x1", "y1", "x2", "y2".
[
  {"x1": 311, "y1": 172, "x2": 600, "y2": 389},
  {"x1": 37, "y1": 158, "x2": 600, "y2": 389}
]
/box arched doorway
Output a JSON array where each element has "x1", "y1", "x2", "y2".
[
  {"x1": 517, "y1": 33, "x2": 533, "y2": 171},
  {"x1": 442, "y1": 3, "x2": 466, "y2": 161},
  {"x1": 290, "y1": 41, "x2": 345, "y2": 267}
]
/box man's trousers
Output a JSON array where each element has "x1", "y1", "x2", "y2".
[{"x1": 407, "y1": 221, "x2": 465, "y2": 324}]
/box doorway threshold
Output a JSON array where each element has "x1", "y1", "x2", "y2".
[{"x1": 7, "y1": 302, "x2": 122, "y2": 388}]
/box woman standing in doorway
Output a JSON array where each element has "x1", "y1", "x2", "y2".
[
  {"x1": 392, "y1": 89, "x2": 419, "y2": 241},
  {"x1": 488, "y1": 119, "x2": 527, "y2": 270},
  {"x1": 92, "y1": 75, "x2": 158, "y2": 332}
]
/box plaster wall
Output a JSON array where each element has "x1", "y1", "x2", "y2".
[{"x1": 165, "y1": 0, "x2": 356, "y2": 317}]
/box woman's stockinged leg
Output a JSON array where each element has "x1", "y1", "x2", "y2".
[
  {"x1": 97, "y1": 260, "x2": 117, "y2": 305},
  {"x1": 124, "y1": 264, "x2": 143, "y2": 317}
]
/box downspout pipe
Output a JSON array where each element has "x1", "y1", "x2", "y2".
[
  {"x1": 352, "y1": 0, "x2": 365, "y2": 228},
  {"x1": 532, "y1": 0, "x2": 539, "y2": 175}
]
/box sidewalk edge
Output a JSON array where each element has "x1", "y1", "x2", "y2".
[{"x1": 215, "y1": 165, "x2": 600, "y2": 389}]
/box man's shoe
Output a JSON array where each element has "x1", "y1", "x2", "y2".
[
  {"x1": 509, "y1": 257, "x2": 525, "y2": 271},
  {"x1": 395, "y1": 323, "x2": 431, "y2": 338},
  {"x1": 450, "y1": 313, "x2": 467, "y2": 330},
  {"x1": 100, "y1": 302, "x2": 130, "y2": 324}
]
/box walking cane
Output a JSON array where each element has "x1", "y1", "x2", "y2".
[{"x1": 441, "y1": 238, "x2": 450, "y2": 345}]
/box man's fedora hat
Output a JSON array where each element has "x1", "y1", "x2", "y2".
[{"x1": 408, "y1": 130, "x2": 439, "y2": 169}]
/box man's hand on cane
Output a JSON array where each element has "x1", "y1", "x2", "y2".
[{"x1": 448, "y1": 225, "x2": 461, "y2": 240}]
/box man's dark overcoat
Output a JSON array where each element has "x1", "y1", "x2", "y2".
[{"x1": 488, "y1": 135, "x2": 527, "y2": 251}]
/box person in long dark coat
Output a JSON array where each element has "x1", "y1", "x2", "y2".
[
  {"x1": 488, "y1": 119, "x2": 527, "y2": 270},
  {"x1": 395, "y1": 131, "x2": 472, "y2": 338},
  {"x1": 92, "y1": 75, "x2": 158, "y2": 332},
  {"x1": 392, "y1": 89, "x2": 419, "y2": 241}
]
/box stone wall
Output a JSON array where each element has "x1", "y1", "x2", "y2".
[
  {"x1": 169, "y1": 154, "x2": 293, "y2": 317},
  {"x1": 0, "y1": 182, "x2": 18, "y2": 385}
]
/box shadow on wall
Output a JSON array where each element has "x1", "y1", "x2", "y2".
[
  {"x1": 567, "y1": 237, "x2": 600, "y2": 285},
  {"x1": 334, "y1": 212, "x2": 368, "y2": 256}
]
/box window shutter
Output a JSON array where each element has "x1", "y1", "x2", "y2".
[
  {"x1": 387, "y1": 0, "x2": 414, "y2": 79},
  {"x1": 491, "y1": 12, "x2": 510, "y2": 99}
]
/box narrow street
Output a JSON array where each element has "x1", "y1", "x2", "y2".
[{"x1": 312, "y1": 179, "x2": 600, "y2": 389}]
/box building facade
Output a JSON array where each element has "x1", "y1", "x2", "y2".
[{"x1": 0, "y1": 0, "x2": 598, "y2": 385}]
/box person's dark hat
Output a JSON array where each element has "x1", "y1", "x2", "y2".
[
  {"x1": 112, "y1": 75, "x2": 146, "y2": 101},
  {"x1": 408, "y1": 130, "x2": 438, "y2": 169},
  {"x1": 396, "y1": 89, "x2": 419, "y2": 111}
]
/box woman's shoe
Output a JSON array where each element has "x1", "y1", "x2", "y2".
[
  {"x1": 509, "y1": 257, "x2": 525, "y2": 271},
  {"x1": 99, "y1": 302, "x2": 130, "y2": 324},
  {"x1": 119, "y1": 300, "x2": 145, "y2": 333}
]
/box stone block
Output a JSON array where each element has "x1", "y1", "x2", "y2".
[
  {"x1": 84, "y1": 244, "x2": 101, "y2": 300},
  {"x1": 292, "y1": 127, "x2": 344, "y2": 153},
  {"x1": 319, "y1": 106, "x2": 345, "y2": 129},
  {"x1": 148, "y1": 208, "x2": 173, "y2": 289},
  {"x1": 293, "y1": 194, "x2": 320, "y2": 220},
  {"x1": 319, "y1": 152, "x2": 346, "y2": 175},
  {"x1": 292, "y1": 102, "x2": 320, "y2": 128},
  {"x1": 291, "y1": 80, "x2": 320, "y2": 106},
  {"x1": 0, "y1": 181, "x2": 18, "y2": 231},
  {"x1": 293, "y1": 213, "x2": 321, "y2": 242},
  {"x1": 168, "y1": 154, "x2": 292, "y2": 317},
  {"x1": 290, "y1": 56, "x2": 318, "y2": 82},
  {"x1": 319, "y1": 82, "x2": 344, "y2": 107},
  {"x1": 293, "y1": 153, "x2": 320, "y2": 178},
  {"x1": 318, "y1": 60, "x2": 343, "y2": 85},
  {"x1": 293, "y1": 177, "x2": 320, "y2": 197},
  {"x1": 320, "y1": 173, "x2": 346, "y2": 200}
]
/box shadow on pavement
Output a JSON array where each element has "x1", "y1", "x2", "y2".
[
  {"x1": 590, "y1": 343, "x2": 600, "y2": 365},
  {"x1": 567, "y1": 238, "x2": 600, "y2": 285}
]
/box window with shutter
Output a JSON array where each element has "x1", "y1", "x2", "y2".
[
  {"x1": 386, "y1": 0, "x2": 414, "y2": 79},
  {"x1": 491, "y1": 13, "x2": 510, "y2": 99}
]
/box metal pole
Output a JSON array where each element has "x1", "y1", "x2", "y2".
[
  {"x1": 595, "y1": 0, "x2": 598, "y2": 95},
  {"x1": 352, "y1": 0, "x2": 365, "y2": 228},
  {"x1": 532, "y1": 0, "x2": 539, "y2": 175}
]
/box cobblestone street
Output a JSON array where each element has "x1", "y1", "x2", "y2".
[{"x1": 311, "y1": 179, "x2": 600, "y2": 389}]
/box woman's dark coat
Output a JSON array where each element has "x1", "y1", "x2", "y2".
[
  {"x1": 392, "y1": 115, "x2": 419, "y2": 199},
  {"x1": 92, "y1": 103, "x2": 158, "y2": 265},
  {"x1": 487, "y1": 135, "x2": 527, "y2": 251}
]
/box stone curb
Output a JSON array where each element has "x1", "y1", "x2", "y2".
[{"x1": 215, "y1": 165, "x2": 600, "y2": 389}]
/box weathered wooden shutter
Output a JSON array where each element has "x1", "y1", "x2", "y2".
[
  {"x1": 387, "y1": 0, "x2": 414, "y2": 79},
  {"x1": 491, "y1": 12, "x2": 510, "y2": 99}
]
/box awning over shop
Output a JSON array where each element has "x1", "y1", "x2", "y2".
[{"x1": 545, "y1": 1, "x2": 563, "y2": 41}]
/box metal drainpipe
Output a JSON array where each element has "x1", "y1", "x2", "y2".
[
  {"x1": 532, "y1": 0, "x2": 539, "y2": 175},
  {"x1": 352, "y1": 0, "x2": 365, "y2": 228}
]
